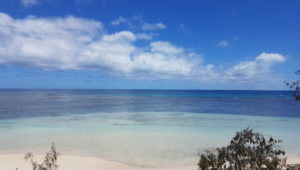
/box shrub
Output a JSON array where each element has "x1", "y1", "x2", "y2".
[
  {"x1": 24, "y1": 143, "x2": 60, "y2": 170},
  {"x1": 198, "y1": 128, "x2": 286, "y2": 170}
]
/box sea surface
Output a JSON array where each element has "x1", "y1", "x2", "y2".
[{"x1": 0, "y1": 89, "x2": 299, "y2": 167}]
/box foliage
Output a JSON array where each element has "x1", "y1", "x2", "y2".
[
  {"x1": 198, "y1": 128, "x2": 286, "y2": 170},
  {"x1": 285, "y1": 70, "x2": 300, "y2": 100},
  {"x1": 198, "y1": 150, "x2": 218, "y2": 170},
  {"x1": 24, "y1": 143, "x2": 60, "y2": 170}
]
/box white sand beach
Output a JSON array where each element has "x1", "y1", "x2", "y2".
[
  {"x1": 0, "y1": 154, "x2": 197, "y2": 170},
  {"x1": 1, "y1": 154, "x2": 300, "y2": 170}
]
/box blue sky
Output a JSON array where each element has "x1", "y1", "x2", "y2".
[{"x1": 0, "y1": 0, "x2": 299, "y2": 89}]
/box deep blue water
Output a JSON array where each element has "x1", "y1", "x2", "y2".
[{"x1": 0, "y1": 89, "x2": 299, "y2": 119}]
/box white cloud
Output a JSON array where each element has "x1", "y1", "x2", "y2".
[
  {"x1": 20, "y1": 0, "x2": 39, "y2": 7},
  {"x1": 142, "y1": 22, "x2": 166, "y2": 31},
  {"x1": 150, "y1": 41, "x2": 183, "y2": 55},
  {"x1": 225, "y1": 53, "x2": 285, "y2": 81},
  {"x1": 0, "y1": 12, "x2": 198, "y2": 79},
  {"x1": 0, "y1": 12, "x2": 286, "y2": 85},
  {"x1": 217, "y1": 40, "x2": 229, "y2": 47},
  {"x1": 256, "y1": 52, "x2": 285, "y2": 63}
]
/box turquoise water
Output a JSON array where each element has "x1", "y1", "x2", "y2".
[
  {"x1": 0, "y1": 112, "x2": 300, "y2": 167},
  {"x1": 0, "y1": 90, "x2": 299, "y2": 167}
]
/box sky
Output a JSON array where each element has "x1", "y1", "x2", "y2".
[{"x1": 0, "y1": 0, "x2": 299, "y2": 90}]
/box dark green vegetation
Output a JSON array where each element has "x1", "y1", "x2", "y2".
[
  {"x1": 285, "y1": 70, "x2": 300, "y2": 101},
  {"x1": 24, "y1": 143, "x2": 60, "y2": 170},
  {"x1": 198, "y1": 128, "x2": 286, "y2": 170}
]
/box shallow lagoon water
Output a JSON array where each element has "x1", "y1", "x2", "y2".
[
  {"x1": 0, "y1": 111, "x2": 300, "y2": 167},
  {"x1": 0, "y1": 90, "x2": 300, "y2": 167}
]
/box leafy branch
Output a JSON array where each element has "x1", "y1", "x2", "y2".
[{"x1": 24, "y1": 143, "x2": 60, "y2": 170}]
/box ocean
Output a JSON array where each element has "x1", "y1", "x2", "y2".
[{"x1": 0, "y1": 89, "x2": 299, "y2": 167}]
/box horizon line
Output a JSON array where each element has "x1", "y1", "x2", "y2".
[{"x1": 0, "y1": 88, "x2": 292, "y2": 91}]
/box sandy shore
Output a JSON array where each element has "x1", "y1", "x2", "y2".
[
  {"x1": 1, "y1": 154, "x2": 300, "y2": 170},
  {"x1": 0, "y1": 154, "x2": 197, "y2": 170},
  {"x1": 1, "y1": 154, "x2": 299, "y2": 170}
]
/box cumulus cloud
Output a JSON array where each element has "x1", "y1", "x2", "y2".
[
  {"x1": 0, "y1": 12, "x2": 199, "y2": 79},
  {"x1": 217, "y1": 40, "x2": 229, "y2": 47},
  {"x1": 0, "y1": 12, "x2": 102, "y2": 70},
  {"x1": 225, "y1": 53, "x2": 285, "y2": 81},
  {"x1": 20, "y1": 0, "x2": 39, "y2": 7},
  {"x1": 256, "y1": 52, "x2": 285, "y2": 63},
  {"x1": 0, "y1": 12, "x2": 286, "y2": 83}
]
